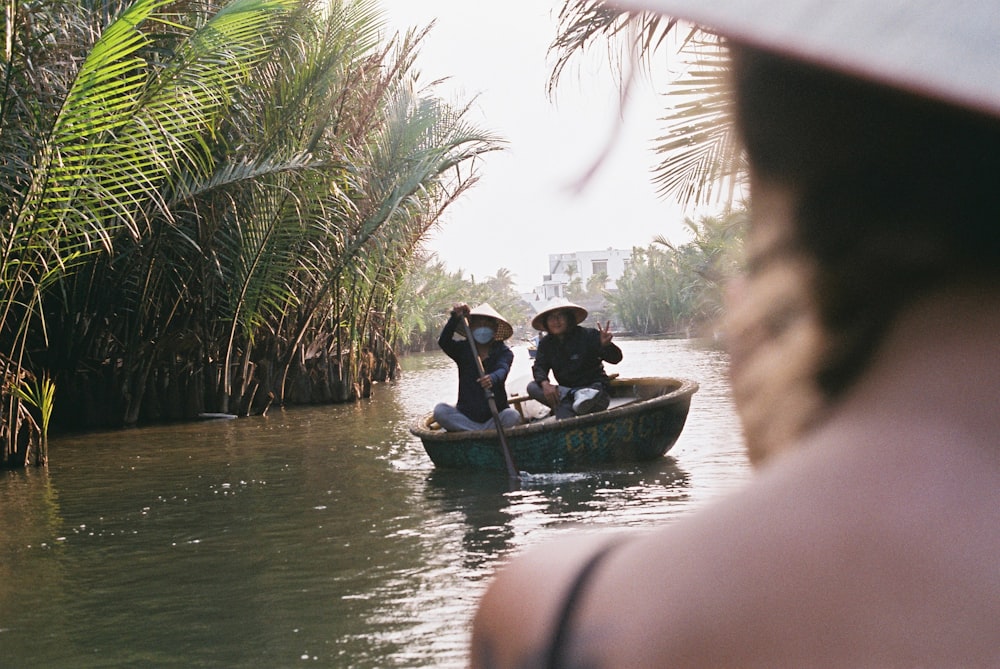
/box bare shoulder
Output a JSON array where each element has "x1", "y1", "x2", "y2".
[
  {"x1": 605, "y1": 415, "x2": 1000, "y2": 665},
  {"x1": 470, "y1": 532, "x2": 620, "y2": 669},
  {"x1": 470, "y1": 291, "x2": 1000, "y2": 667},
  {"x1": 472, "y1": 429, "x2": 1000, "y2": 668}
]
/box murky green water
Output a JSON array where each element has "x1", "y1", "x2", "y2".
[{"x1": 0, "y1": 338, "x2": 750, "y2": 667}]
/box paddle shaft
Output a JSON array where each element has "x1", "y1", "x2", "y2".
[{"x1": 460, "y1": 315, "x2": 519, "y2": 480}]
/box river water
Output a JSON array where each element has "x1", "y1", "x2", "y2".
[{"x1": 0, "y1": 338, "x2": 750, "y2": 668}]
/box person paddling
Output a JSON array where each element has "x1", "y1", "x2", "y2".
[{"x1": 433, "y1": 303, "x2": 521, "y2": 432}]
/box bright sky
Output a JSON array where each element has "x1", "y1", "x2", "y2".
[{"x1": 379, "y1": 0, "x2": 692, "y2": 292}]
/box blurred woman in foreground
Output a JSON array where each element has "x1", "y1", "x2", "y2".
[{"x1": 470, "y1": 0, "x2": 1000, "y2": 666}]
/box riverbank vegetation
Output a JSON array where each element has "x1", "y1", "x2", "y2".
[
  {"x1": 0, "y1": 0, "x2": 500, "y2": 466},
  {"x1": 610, "y1": 210, "x2": 745, "y2": 336},
  {"x1": 552, "y1": 3, "x2": 748, "y2": 335},
  {"x1": 394, "y1": 257, "x2": 531, "y2": 353},
  {"x1": 2, "y1": 1, "x2": 745, "y2": 468}
]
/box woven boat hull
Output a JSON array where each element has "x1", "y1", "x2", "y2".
[{"x1": 410, "y1": 377, "x2": 698, "y2": 473}]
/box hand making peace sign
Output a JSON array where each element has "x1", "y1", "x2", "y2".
[{"x1": 597, "y1": 321, "x2": 614, "y2": 347}]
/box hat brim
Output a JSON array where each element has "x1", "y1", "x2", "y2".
[
  {"x1": 614, "y1": 0, "x2": 1000, "y2": 120},
  {"x1": 531, "y1": 304, "x2": 588, "y2": 332}
]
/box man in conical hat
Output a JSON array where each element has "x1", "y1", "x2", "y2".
[
  {"x1": 471, "y1": 1, "x2": 1000, "y2": 667},
  {"x1": 526, "y1": 298, "x2": 622, "y2": 419},
  {"x1": 433, "y1": 302, "x2": 521, "y2": 432}
]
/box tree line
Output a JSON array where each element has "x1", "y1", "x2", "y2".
[
  {"x1": 393, "y1": 257, "x2": 531, "y2": 353},
  {"x1": 609, "y1": 209, "x2": 745, "y2": 337},
  {"x1": 396, "y1": 207, "x2": 746, "y2": 351},
  {"x1": 2, "y1": 0, "x2": 748, "y2": 467},
  {"x1": 0, "y1": 0, "x2": 500, "y2": 466}
]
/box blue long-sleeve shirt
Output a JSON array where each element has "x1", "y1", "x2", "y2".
[
  {"x1": 438, "y1": 314, "x2": 514, "y2": 422},
  {"x1": 531, "y1": 325, "x2": 622, "y2": 390}
]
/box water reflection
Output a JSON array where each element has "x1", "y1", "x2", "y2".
[
  {"x1": 0, "y1": 338, "x2": 749, "y2": 668},
  {"x1": 424, "y1": 470, "x2": 518, "y2": 569},
  {"x1": 424, "y1": 456, "x2": 692, "y2": 571}
]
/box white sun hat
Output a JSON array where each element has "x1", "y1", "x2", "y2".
[{"x1": 613, "y1": 0, "x2": 1000, "y2": 120}]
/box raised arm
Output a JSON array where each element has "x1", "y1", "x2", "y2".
[{"x1": 438, "y1": 303, "x2": 470, "y2": 356}]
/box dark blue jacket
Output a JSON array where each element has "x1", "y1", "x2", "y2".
[
  {"x1": 439, "y1": 314, "x2": 514, "y2": 422},
  {"x1": 531, "y1": 325, "x2": 622, "y2": 389}
]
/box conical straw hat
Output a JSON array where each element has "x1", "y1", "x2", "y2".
[
  {"x1": 468, "y1": 303, "x2": 514, "y2": 341},
  {"x1": 531, "y1": 298, "x2": 588, "y2": 332},
  {"x1": 615, "y1": 0, "x2": 1000, "y2": 120}
]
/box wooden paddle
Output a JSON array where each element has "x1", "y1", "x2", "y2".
[{"x1": 460, "y1": 315, "x2": 520, "y2": 482}]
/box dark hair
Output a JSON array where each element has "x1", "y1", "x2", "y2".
[{"x1": 732, "y1": 45, "x2": 1000, "y2": 397}]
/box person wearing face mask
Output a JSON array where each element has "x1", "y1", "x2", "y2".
[{"x1": 432, "y1": 302, "x2": 521, "y2": 432}]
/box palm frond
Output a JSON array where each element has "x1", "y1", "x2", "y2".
[{"x1": 650, "y1": 42, "x2": 744, "y2": 208}]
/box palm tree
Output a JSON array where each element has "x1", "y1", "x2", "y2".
[
  {"x1": 551, "y1": 0, "x2": 744, "y2": 211},
  {"x1": 586, "y1": 271, "x2": 608, "y2": 296},
  {"x1": 0, "y1": 0, "x2": 502, "y2": 462},
  {"x1": 608, "y1": 207, "x2": 745, "y2": 337},
  {"x1": 2, "y1": 0, "x2": 300, "y2": 460},
  {"x1": 485, "y1": 267, "x2": 515, "y2": 295},
  {"x1": 607, "y1": 245, "x2": 682, "y2": 334},
  {"x1": 394, "y1": 256, "x2": 530, "y2": 352},
  {"x1": 653, "y1": 208, "x2": 746, "y2": 326}
]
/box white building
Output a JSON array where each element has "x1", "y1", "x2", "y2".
[{"x1": 530, "y1": 248, "x2": 632, "y2": 301}]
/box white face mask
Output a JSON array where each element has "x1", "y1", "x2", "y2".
[{"x1": 472, "y1": 326, "x2": 495, "y2": 344}]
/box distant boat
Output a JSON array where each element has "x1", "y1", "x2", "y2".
[
  {"x1": 525, "y1": 333, "x2": 540, "y2": 359},
  {"x1": 410, "y1": 376, "x2": 698, "y2": 473}
]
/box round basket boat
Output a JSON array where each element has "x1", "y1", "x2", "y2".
[{"x1": 410, "y1": 377, "x2": 699, "y2": 473}]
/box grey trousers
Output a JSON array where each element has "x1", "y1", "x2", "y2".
[
  {"x1": 525, "y1": 381, "x2": 609, "y2": 420},
  {"x1": 433, "y1": 403, "x2": 521, "y2": 432}
]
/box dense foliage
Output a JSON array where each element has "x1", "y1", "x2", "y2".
[
  {"x1": 608, "y1": 210, "x2": 746, "y2": 336},
  {"x1": 0, "y1": 0, "x2": 500, "y2": 465},
  {"x1": 394, "y1": 255, "x2": 531, "y2": 352},
  {"x1": 552, "y1": 0, "x2": 744, "y2": 210},
  {"x1": 549, "y1": 4, "x2": 750, "y2": 334}
]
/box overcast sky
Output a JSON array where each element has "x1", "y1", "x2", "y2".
[{"x1": 378, "y1": 0, "x2": 693, "y2": 292}]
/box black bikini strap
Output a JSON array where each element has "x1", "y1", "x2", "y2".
[{"x1": 545, "y1": 541, "x2": 619, "y2": 669}]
